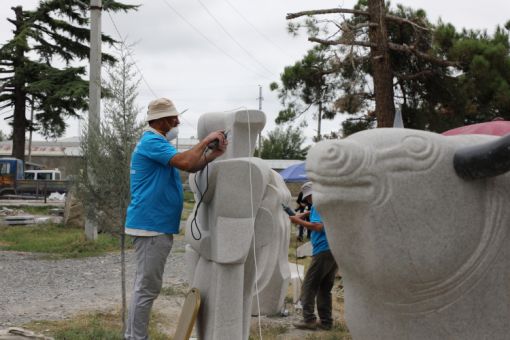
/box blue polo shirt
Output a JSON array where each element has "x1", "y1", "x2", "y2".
[
  {"x1": 125, "y1": 131, "x2": 183, "y2": 234},
  {"x1": 309, "y1": 205, "x2": 330, "y2": 256}
]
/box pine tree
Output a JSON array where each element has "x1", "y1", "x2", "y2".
[{"x1": 0, "y1": 0, "x2": 137, "y2": 161}]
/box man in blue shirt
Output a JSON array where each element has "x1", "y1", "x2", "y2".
[
  {"x1": 289, "y1": 181, "x2": 338, "y2": 331},
  {"x1": 124, "y1": 98, "x2": 227, "y2": 340}
]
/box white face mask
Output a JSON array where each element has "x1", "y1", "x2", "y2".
[{"x1": 165, "y1": 126, "x2": 179, "y2": 141}]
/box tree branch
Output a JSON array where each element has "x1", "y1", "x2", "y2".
[
  {"x1": 309, "y1": 36, "x2": 375, "y2": 48},
  {"x1": 287, "y1": 8, "x2": 429, "y2": 31},
  {"x1": 395, "y1": 70, "x2": 435, "y2": 81},
  {"x1": 287, "y1": 8, "x2": 369, "y2": 20},
  {"x1": 388, "y1": 43, "x2": 458, "y2": 67}
]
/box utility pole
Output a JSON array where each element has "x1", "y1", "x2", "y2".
[
  {"x1": 257, "y1": 85, "x2": 263, "y2": 154},
  {"x1": 85, "y1": 0, "x2": 102, "y2": 241},
  {"x1": 27, "y1": 97, "x2": 34, "y2": 163}
]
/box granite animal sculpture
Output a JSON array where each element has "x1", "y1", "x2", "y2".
[{"x1": 306, "y1": 128, "x2": 510, "y2": 340}]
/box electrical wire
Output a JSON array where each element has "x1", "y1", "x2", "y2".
[
  {"x1": 244, "y1": 107, "x2": 263, "y2": 339},
  {"x1": 196, "y1": 0, "x2": 276, "y2": 78},
  {"x1": 106, "y1": 11, "x2": 195, "y2": 129},
  {"x1": 222, "y1": 0, "x2": 294, "y2": 59},
  {"x1": 189, "y1": 149, "x2": 209, "y2": 240},
  {"x1": 107, "y1": 12, "x2": 158, "y2": 99},
  {"x1": 160, "y1": 0, "x2": 272, "y2": 81}
]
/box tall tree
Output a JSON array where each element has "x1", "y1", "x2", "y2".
[
  {"x1": 270, "y1": 45, "x2": 342, "y2": 141},
  {"x1": 286, "y1": 0, "x2": 457, "y2": 129},
  {"x1": 0, "y1": 0, "x2": 136, "y2": 161},
  {"x1": 257, "y1": 126, "x2": 309, "y2": 160}
]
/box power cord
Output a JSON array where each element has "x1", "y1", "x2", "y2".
[{"x1": 190, "y1": 149, "x2": 209, "y2": 240}]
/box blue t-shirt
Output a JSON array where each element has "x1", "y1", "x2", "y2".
[
  {"x1": 125, "y1": 131, "x2": 183, "y2": 234},
  {"x1": 309, "y1": 205, "x2": 330, "y2": 256}
]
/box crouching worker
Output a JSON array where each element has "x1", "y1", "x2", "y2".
[
  {"x1": 288, "y1": 181, "x2": 338, "y2": 331},
  {"x1": 124, "y1": 98, "x2": 228, "y2": 340}
]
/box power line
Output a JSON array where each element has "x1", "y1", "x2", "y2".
[
  {"x1": 160, "y1": 0, "x2": 272, "y2": 81},
  {"x1": 107, "y1": 12, "x2": 158, "y2": 98},
  {"x1": 196, "y1": 0, "x2": 276, "y2": 77},
  {"x1": 107, "y1": 12, "x2": 195, "y2": 128},
  {"x1": 222, "y1": 0, "x2": 293, "y2": 59}
]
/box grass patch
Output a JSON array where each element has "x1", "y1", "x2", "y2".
[
  {"x1": 25, "y1": 310, "x2": 168, "y2": 340},
  {"x1": 183, "y1": 190, "x2": 195, "y2": 203},
  {"x1": 304, "y1": 322, "x2": 352, "y2": 339},
  {"x1": 0, "y1": 223, "x2": 125, "y2": 259},
  {"x1": 181, "y1": 201, "x2": 194, "y2": 221},
  {"x1": 249, "y1": 324, "x2": 288, "y2": 340},
  {"x1": 0, "y1": 205, "x2": 54, "y2": 215},
  {"x1": 160, "y1": 283, "x2": 189, "y2": 297}
]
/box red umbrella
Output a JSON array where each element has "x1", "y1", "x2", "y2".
[{"x1": 442, "y1": 120, "x2": 510, "y2": 136}]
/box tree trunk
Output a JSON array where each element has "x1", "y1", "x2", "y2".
[
  {"x1": 12, "y1": 6, "x2": 27, "y2": 161},
  {"x1": 368, "y1": 0, "x2": 395, "y2": 127}
]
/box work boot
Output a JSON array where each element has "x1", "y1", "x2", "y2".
[
  {"x1": 293, "y1": 320, "x2": 317, "y2": 330},
  {"x1": 317, "y1": 321, "x2": 332, "y2": 330}
]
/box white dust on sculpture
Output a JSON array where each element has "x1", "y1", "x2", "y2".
[{"x1": 306, "y1": 128, "x2": 510, "y2": 340}]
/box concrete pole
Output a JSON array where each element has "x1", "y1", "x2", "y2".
[
  {"x1": 28, "y1": 97, "x2": 34, "y2": 163},
  {"x1": 85, "y1": 0, "x2": 102, "y2": 241}
]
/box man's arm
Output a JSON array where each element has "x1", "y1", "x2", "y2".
[
  {"x1": 170, "y1": 130, "x2": 227, "y2": 172},
  {"x1": 289, "y1": 215, "x2": 323, "y2": 232}
]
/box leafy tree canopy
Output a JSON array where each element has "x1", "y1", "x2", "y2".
[
  {"x1": 0, "y1": 0, "x2": 137, "y2": 160},
  {"x1": 257, "y1": 126, "x2": 310, "y2": 160},
  {"x1": 283, "y1": 0, "x2": 510, "y2": 136}
]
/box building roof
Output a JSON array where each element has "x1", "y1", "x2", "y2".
[{"x1": 0, "y1": 137, "x2": 303, "y2": 171}]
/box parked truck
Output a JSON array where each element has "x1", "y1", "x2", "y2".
[{"x1": 0, "y1": 157, "x2": 71, "y2": 197}]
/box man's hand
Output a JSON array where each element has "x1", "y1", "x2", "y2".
[
  {"x1": 296, "y1": 211, "x2": 310, "y2": 219},
  {"x1": 204, "y1": 130, "x2": 228, "y2": 157}
]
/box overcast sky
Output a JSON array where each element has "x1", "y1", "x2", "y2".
[{"x1": 0, "y1": 0, "x2": 509, "y2": 143}]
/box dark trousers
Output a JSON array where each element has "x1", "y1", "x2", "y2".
[
  {"x1": 300, "y1": 250, "x2": 338, "y2": 326},
  {"x1": 298, "y1": 225, "x2": 312, "y2": 239}
]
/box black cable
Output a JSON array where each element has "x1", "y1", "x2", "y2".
[{"x1": 190, "y1": 150, "x2": 209, "y2": 240}]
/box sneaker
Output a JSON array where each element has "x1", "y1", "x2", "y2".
[
  {"x1": 293, "y1": 320, "x2": 317, "y2": 330},
  {"x1": 317, "y1": 321, "x2": 332, "y2": 330}
]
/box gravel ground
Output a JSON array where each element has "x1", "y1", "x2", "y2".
[
  {"x1": 0, "y1": 229, "x2": 340, "y2": 339},
  {"x1": 0, "y1": 236, "x2": 187, "y2": 329}
]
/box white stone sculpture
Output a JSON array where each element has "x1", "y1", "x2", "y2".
[
  {"x1": 250, "y1": 170, "x2": 291, "y2": 316},
  {"x1": 306, "y1": 128, "x2": 510, "y2": 340},
  {"x1": 185, "y1": 109, "x2": 291, "y2": 340}
]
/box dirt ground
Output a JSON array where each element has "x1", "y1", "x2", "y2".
[{"x1": 0, "y1": 230, "x2": 348, "y2": 339}]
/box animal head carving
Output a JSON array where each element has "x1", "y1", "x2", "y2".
[{"x1": 307, "y1": 128, "x2": 510, "y2": 314}]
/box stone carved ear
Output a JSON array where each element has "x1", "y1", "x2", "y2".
[{"x1": 454, "y1": 133, "x2": 510, "y2": 180}]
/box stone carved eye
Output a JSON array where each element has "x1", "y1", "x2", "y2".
[
  {"x1": 321, "y1": 141, "x2": 366, "y2": 177},
  {"x1": 403, "y1": 136, "x2": 430, "y2": 157}
]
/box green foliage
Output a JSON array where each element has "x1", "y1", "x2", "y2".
[
  {"x1": 341, "y1": 115, "x2": 376, "y2": 137},
  {"x1": 78, "y1": 44, "x2": 144, "y2": 235},
  {"x1": 0, "y1": 224, "x2": 122, "y2": 259},
  {"x1": 259, "y1": 126, "x2": 309, "y2": 160},
  {"x1": 442, "y1": 25, "x2": 510, "y2": 124},
  {"x1": 26, "y1": 311, "x2": 168, "y2": 340},
  {"x1": 0, "y1": 0, "x2": 137, "y2": 159},
  {"x1": 271, "y1": 45, "x2": 343, "y2": 138},
  {"x1": 285, "y1": 1, "x2": 510, "y2": 133}
]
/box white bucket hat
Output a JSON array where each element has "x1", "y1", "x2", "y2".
[
  {"x1": 301, "y1": 181, "x2": 313, "y2": 199},
  {"x1": 146, "y1": 98, "x2": 179, "y2": 122}
]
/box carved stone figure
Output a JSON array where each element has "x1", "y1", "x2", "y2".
[
  {"x1": 306, "y1": 128, "x2": 510, "y2": 340},
  {"x1": 185, "y1": 109, "x2": 291, "y2": 340}
]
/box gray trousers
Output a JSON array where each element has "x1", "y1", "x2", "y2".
[
  {"x1": 300, "y1": 250, "x2": 338, "y2": 326},
  {"x1": 125, "y1": 234, "x2": 173, "y2": 340}
]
